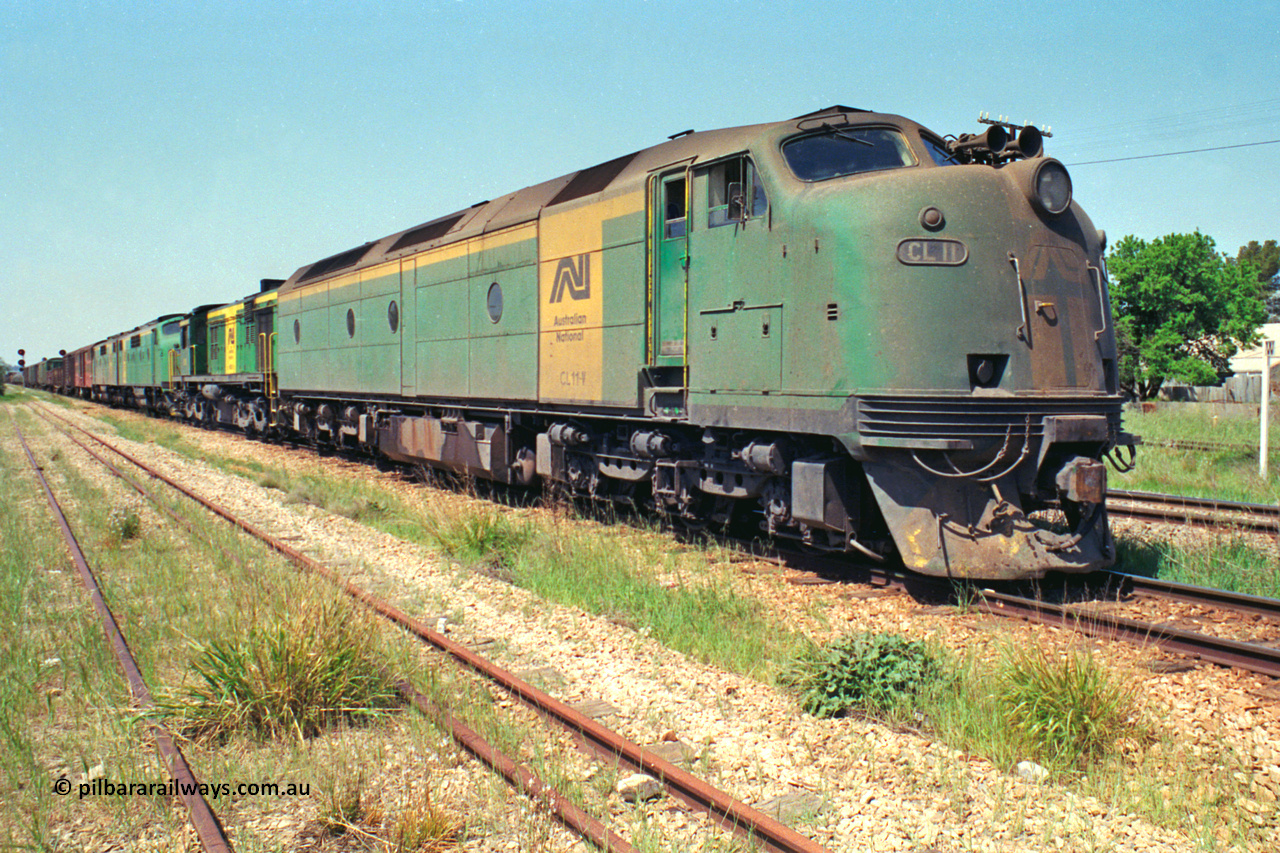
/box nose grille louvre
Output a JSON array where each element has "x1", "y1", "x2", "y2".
[{"x1": 857, "y1": 394, "x2": 1123, "y2": 443}]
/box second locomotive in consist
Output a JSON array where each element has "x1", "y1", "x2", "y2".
[{"x1": 57, "y1": 105, "x2": 1137, "y2": 579}]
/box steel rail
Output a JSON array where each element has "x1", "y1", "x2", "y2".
[
  {"x1": 975, "y1": 589, "x2": 1280, "y2": 678},
  {"x1": 30, "y1": 407, "x2": 251, "y2": 570},
  {"x1": 33, "y1": 406, "x2": 637, "y2": 853},
  {"x1": 1151, "y1": 439, "x2": 1256, "y2": 455},
  {"x1": 394, "y1": 679, "x2": 636, "y2": 853},
  {"x1": 39, "y1": 405, "x2": 829, "y2": 853},
  {"x1": 1102, "y1": 571, "x2": 1280, "y2": 621},
  {"x1": 1109, "y1": 489, "x2": 1280, "y2": 518},
  {"x1": 12, "y1": 420, "x2": 234, "y2": 853},
  {"x1": 1107, "y1": 489, "x2": 1280, "y2": 534},
  {"x1": 758, "y1": 539, "x2": 1280, "y2": 678}
]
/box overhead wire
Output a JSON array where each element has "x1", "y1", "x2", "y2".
[
  {"x1": 1066, "y1": 138, "x2": 1280, "y2": 166},
  {"x1": 1062, "y1": 97, "x2": 1280, "y2": 146}
]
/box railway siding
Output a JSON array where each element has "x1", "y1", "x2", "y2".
[{"x1": 24, "y1": 399, "x2": 1263, "y2": 851}]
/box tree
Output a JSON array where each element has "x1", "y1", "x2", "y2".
[
  {"x1": 1236, "y1": 239, "x2": 1280, "y2": 320},
  {"x1": 1107, "y1": 231, "x2": 1266, "y2": 400}
]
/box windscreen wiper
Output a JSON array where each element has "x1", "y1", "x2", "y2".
[{"x1": 830, "y1": 128, "x2": 874, "y2": 147}]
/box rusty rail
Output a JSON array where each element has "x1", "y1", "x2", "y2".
[
  {"x1": 33, "y1": 405, "x2": 635, "y2": 853},
  {"x1": 1104, "y1": 571, "x2": 1280, "y2": 621},
  {"x1": 36, "y1": 405, "x2": 828, "y2": 853},
  {"x1": 974, "y1": 589, "x2": 1280, "y2": 678},
  {"x1": 12, "y1": 420, "x2": 234, "y2": 853},
  {"x1": 763, "y1": 536, "x2": 1280, "y2": 678},
  {"x1": 1107, "y1": 488, "x2": 1280, "y2": 534},
  {"x1": 29, "y1": 407, "x2": 250, "y2": 570}
]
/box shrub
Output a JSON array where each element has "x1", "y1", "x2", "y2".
[
  {"x1": 787, "y1": 633, "x2": 944, "y2": 719},
  {"x1": 420, "y1": 507, "x2": 532, "y2": 573}
]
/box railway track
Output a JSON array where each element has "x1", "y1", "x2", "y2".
[
  {"x1": 12, "y1": 419, "x2": 235, "y2": 853},
  {"x1": 29, "y1": 403, "x2": 831, "y2": 853},
  {"x1": 42, "y1": 399, "x2": 1280, "y2": 683},
  {"x1": 975, "y1": 586, "x2": 1280, "y2": 678},
  {"x1": 1152, "y1": 438, "x2": 1258, "y2": 455},
  {"x1": 769, "y1": 545, "x2": 1280, "y2": 679},
  {"x1": 1107, "y1": 488, "x2": 1280, "y2": 534}
]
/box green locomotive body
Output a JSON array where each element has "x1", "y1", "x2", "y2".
[
  {"x1": 166, "y1": 286, "x2": 280, "y2": 430},
  {"x1": 50, "y1": 106, "x2": 1132, "y2": 579},
  {"x1": 266, "y1": 105, "x2": 1133, "y2": 578}
]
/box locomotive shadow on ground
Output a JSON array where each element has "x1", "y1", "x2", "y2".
[{"x1": 202, "y1": 428, "x2": 1152, "y2": 610}]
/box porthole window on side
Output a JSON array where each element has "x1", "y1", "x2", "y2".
[{"x1": 486, "y1": 282, "x2": 503, "y2": 323}]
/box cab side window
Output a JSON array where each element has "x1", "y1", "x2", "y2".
[
  {"x1": 706, "y1": 156, "x2": 768, "y2": 228},
  {"x1": 663, "y1": 176, "x2": 687, "y2": 239}
]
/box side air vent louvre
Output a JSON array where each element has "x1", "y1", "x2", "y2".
[
  {"x1": 858, "y1": 395, "x2": 1123, "y2": 443},
  {"x1": 388, "y1": 213, "x2": 467, "y2": 254},
  {"x1": 299, "y1": 243, "x2": 377, "y2": 283},
  {"x1": 548, "y1": 151, "x2": 640, "y2": 207}
]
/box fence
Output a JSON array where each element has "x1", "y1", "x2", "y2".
[{"x1": 1161, "y1": 373, "x2": 1269, "y2": 404}]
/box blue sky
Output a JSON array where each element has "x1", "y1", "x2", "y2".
[{"x1": 4, "y1": 0, "x2": 1279, "y2": 364}]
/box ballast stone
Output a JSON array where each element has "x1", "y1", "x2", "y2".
[{"x1": 617, "y1": 772, "x2": 662, "y2": 802}]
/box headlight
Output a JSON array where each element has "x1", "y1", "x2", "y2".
[{"x1": 1033, "y1": 159, "x2": 1072, "y2": 215}]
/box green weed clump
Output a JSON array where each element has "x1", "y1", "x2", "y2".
[
  {"x1": 106, "y1": 505, "x2": 142, "y2": 543},
  {"x1": 420, "y1": 507, "x2": 533, "y2": 574},
  {"x1": 786, "y1": 633, "x2": 945, "y2": 719},
  {"x1": 994, "y1": 644, "x2": 1148, "y2": 771},
  {"x1": 164, "y1": 595, "x2": 400, "y2": 741}
]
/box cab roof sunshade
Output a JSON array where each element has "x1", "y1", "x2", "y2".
[{"x1": 299, "y1": 243, "x2": 377, "y2": 282}]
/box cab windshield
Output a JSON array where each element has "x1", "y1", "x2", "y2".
[{"x1": 782, "y1": 127, "x2": 917, "y2": 181}]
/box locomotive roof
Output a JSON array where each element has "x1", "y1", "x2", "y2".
[{"x1": 279, "y1": 106, "x2": 925, "y2": 294}]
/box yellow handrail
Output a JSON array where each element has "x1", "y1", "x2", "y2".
[{"x1": 267, "y1": 332, "x2": 277, "y2": 398}]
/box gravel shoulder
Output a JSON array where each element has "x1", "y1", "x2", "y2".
[{"x1": 36, "y1": 400, "x2": 1280, "y2": 852}]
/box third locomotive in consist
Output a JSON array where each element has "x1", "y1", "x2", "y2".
[{"x1": 52, "y1": 105, "x2": 1137, "y2": 579}]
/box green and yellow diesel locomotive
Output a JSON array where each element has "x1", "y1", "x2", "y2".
[
  {"x1": 265, "y1": 105, "x2": 1134, "y2": 578},
  {"x1": 56, "y1": 105, "x2": 1136, "y2": 579}
]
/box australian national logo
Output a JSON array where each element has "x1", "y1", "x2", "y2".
[{"x1": 549, "y1": 254, "x2": 591, "y2": 303}]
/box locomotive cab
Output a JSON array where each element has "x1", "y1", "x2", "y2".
[{"x1": 704, "y1": 108, "x2": 1136, "y2": 577}]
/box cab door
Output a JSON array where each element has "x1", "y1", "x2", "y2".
[
  {"x1": 651, "y1": 169, "x2": 690, "y2": 369},
  {"x1": 254, "y1": 304, "x2": 276, "y2": 382},
  {"x1": 686, "y1": 155, "x2": 779, "y2": 392}
]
